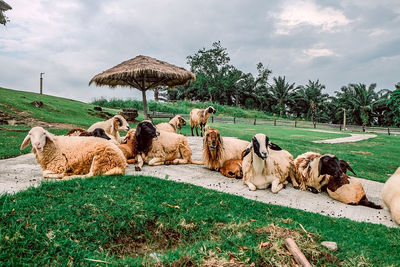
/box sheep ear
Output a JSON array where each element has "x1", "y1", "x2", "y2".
[
  {"x1": 242, "y1": 147, "x2": 251, "y2": 159},
  {"x1": 268, "y1": 142, "x2": 282, "y2": 151},
  {"x1": 45, "y1": 131, "x2": 55, "y2": 144},
  {"x1": 20, "y1": 134, "x2": 31, "y2": 150}
]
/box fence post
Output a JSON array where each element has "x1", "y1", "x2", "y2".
[
  {"x1": 254, "y1": 118, "x2": 256, "y2": 125},
  {"x1": 388, "y1": 128, "x2": 391, "y2": 136},
  {"x1": 340, "y1": 125, "x2": 342, "y2": 131},
  {"x1": 212, "y1": 116, "x2": 214, "y2": 123},
  {"x1": 313, "y1": 123, "x2": 316, "y2": 129},
  {"x1": 234, "y1": 117, "x2": 236, "y2": 124},
  {"x1": 274, "y1": 119, "x2": 276, "y2": 126},
  {"x1": 362, "y1": 125, "x2": 365, "y2": 132},
  {"x1": 295, "y1": 121, "x2": 297, "y2": 127}
]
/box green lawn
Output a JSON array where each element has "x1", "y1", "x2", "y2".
[{"x1": 1, "y1": 175, "x2": 399, "y2": 266}]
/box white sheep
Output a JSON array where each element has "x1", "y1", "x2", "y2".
[
  {"x1": 381, "y1": 167, "x2": 400, "y2": 224},
  {"x1": 190, "y1": 106, "x2": 216, "y2": 136},
  {"x1": 87, "y1": 115, "x2": 130, "y2": 143},
  {"x1": 20, "y1": 126, "x2": 127, "y2": 179},
  {"x1": 202, "y1": 128, "x2": 249, "y2": 171},
  {"x1": 156, "y1": 115, "x2": 186, "y2": 133},
  {"x1": 242, "y1": 133, "x2": 294, "y2": 193}
]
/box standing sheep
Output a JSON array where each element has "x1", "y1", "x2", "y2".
[
  {"x1": 202, "y1": 128, "x2": 249, "y2": 171},
  {"x1": 88, "y1": 115, "x2": 130, "y2": 143},
  {"x1": 156, "y1": 115, "x2": 186, "y2": 133},
  {"x1": 190, "y1": 106, "x2": 216, "y2": 136},
  {"x1": 242, "y1": 133, "x2": 294, "y2": 193},
  {"x1": 381, "y1": 167, "x2": 400, "y2": 224},
  {"x1": 20, "y1": 126, "x2": 126, "y2": 179}
]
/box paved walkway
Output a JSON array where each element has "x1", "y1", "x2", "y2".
[
  {"x1": 0, "y1": 137, "x2": 396, "y2": 228},
  {"x1": 307, "y1": 129, "x2": 377, "y2": 144}
]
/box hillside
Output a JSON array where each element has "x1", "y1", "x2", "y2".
[{"x1": 0, "y1": 87, "x2": 118, "y2": 128}]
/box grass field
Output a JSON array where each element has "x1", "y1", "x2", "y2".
[
  {"x1": 1, "y1": 87, "x2": 400, "y2": 265},
  {"x1": 1, "y1": 175, "x2": 400, "y2": 266}
]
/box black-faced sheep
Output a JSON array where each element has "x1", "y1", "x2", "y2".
[
  {"x1": 66, "y1": 128, "x2": 111, "y2": 140},
  {"x1": 327, "y1": 160, "x2": 382, "y2": 209},
  {"x1": 135, "y1": 120, "x2": 202, "y2": 169},
  {"x1": 20, "y1": 126, "x2": 127, "y2": 179},
  {"x1": 202, "y1": 128, "x2": 249, "y2": 171},
  {"x1": 190, "y1": 106, "x2": 216, "y2": 136},
  {"x1": 156, "y1": 115, "x2": 186, "y2": 133},
  {"x1": 88, "y1": 115, "x2": 130, "y2": 143},
  {"x1": 381, "y1": 167, "x2": 400, "y2": 224},
  {"x1": 242, "y1": 133, "x2": 295, "y2": 193},
  {"x1": 293, "y1": 152, "x2": 342, "y2": 194}
]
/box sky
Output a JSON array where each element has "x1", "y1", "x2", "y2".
[{"x1": 1, "y1": 0, "x2": 400, "y2": 103}]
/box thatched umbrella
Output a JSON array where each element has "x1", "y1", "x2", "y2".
[
  {"x1": 0, "y1": 0, "x2": 12, "y2": 25},
  {"x1": 89, "y1": 55, "x2": 196, "y2": 119}
]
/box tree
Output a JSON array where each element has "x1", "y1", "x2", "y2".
[
  {"x1": 388, "y1": 82, "x2": 400, "y2": 126},
  {"x1": 0, "y1": 0, "x2": 11, "y2": 26},
  {"x1": 269, "y1": 76, "x2": 296, "y2": 117},
  {"x1": 291, "y1": 80, "x2": 330, "y2": 125}
]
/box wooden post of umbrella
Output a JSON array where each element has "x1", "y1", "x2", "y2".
[{"x1": 141, "y1": 74, "x2": 149, "y2": 119}]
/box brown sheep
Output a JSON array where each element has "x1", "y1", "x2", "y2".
[
  {"x1": 156, "y1": 115, "x2": 186, "y2": 133},
  {"x1": 220, "y1": 159, "x2": 243, "y2": 179},
  {"x1": 20, "y1": 127, "x2": 126, "y2": 179},
  {"x1": 117, "y1": 129, "x2": 138, "y2": 164},
  {"x1": 190, "y1": 106, "x2": 216, "y2": 136},
  {"x1": 202, "y1": 128, "x2": 249, "y2": 171}
]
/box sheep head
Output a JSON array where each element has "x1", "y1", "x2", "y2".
[
  {"x1": 221, "y1": 159, "x2": 243, "y2": 179},
  {"x1": 177, "y1": 116, "x2": 186, "y2": 129},
  {"x1": 112, "y1": 115, "x2": 130, "y2": 132},
  {"x1": 92, "y1": 128, "x2": 111, "y2": 140},
  {"x1": 135, "y1": 120, "x2": 159, "y2": 154},
  {"x1": 207, "y1": 106, "x2": 216, "y2": 114},
  {"x1": 204, "y1": 128, "x2": 222, "y2": 152},
  {"x1": 319, "y1": 155, "x2": 342, "y2": 180},
  {"x1": 20, "y1": 126, "x2": 55, "y2": 152},
  {"x1": 246, "y1": 133, "x2": 282, "y2": 160}
]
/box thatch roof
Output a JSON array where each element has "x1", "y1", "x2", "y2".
[
  {"x1": 89, "y1": 55, "x2": 196, "y2": 90},
  {"x1": 0, "y1": 0, "x2": 11, "y2": 11}
]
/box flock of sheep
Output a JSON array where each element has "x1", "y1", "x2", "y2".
[{"x1": 20, "y1": 106, "x2": 400, "y2": 225}]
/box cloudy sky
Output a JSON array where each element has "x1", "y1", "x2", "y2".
[{"x1": 1, "y1": 0, "x2": 400, "y2": 103}]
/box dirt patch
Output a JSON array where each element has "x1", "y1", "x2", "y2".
[
  {"x1": 106, "y1": 219, "x2": 183, "y2": 258},
  {"x1": 254, "y1": 224, "x2": 339, "y2": 266},
  {"x1": 350, "y1": 151, "x2": 373, "y2": 155}
]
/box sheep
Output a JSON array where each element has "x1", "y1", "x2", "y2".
[
  {"x1": 87, "y1": 115, "x2": 130, "y2": 143},
  {"x1": 117, "y1": 129, "x2": 139, "y2": 164},
  {"x1": 135, "y1": 120, "x2": 202, "y2": 169},
  {"x1": 202, "y1": 128, "x2": 249, "y2": 171},
  {"x1": 293, "y1": 152, "x2": 343, "y2": 194},
  {"x1": 190, "y1": 106, "x2": 216, "y2": 136},
  {"x1": 220, "y1": 159, "x2": 243, "y2": 179},
  {"x1": 66, "y1": 128, "x2": 111, "y2": 140},
  {"x1": 156, "y1": 115, "x2": 186, "y2": 133},
  {"x1": 381, "y1": 167, "x2": 400, "y2": 224},
  {"x1": 20, "y1": 126, "x2": 127, "y2": 179},
  {"x1": 327, "y1": 160, "x2": 382, "y2": 209},
  {"x1": 241, "y1": 133, "x2": 294, "y2": 193}
]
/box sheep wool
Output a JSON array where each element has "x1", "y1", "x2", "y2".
[{"x1": 381, "y1": 167, "x2": 400, "y2": 224}]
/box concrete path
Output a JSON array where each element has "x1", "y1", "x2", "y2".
[
  {"x1": 0, "y1": 137, "x2": 396, "y2": 228},
  {"x1": 307, "y1": 129, "x2": 377, "y2": 144}
]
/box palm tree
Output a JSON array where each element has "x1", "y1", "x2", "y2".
[
  {"x1": 0, "y1": 0, "x2": 11, "y2": 26},
  {"x1": 269, "y1": 76, "x2": 296, "y2": 117},
  {"x1": 293, "y1": 80, "x2": 329, "y2": 126}
]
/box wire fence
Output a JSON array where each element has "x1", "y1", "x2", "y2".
[{"x1": 176, "y1": 113, "x2": 400, "y2": 136}]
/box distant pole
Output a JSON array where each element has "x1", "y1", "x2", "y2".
[
  {"x1": 343, "y1": 109, "x2": 346, "y2": 131},
  {"x1": 40, "y1": 72, "x2": 44, "y2": 94}
]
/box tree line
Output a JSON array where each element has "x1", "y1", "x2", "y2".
[{"x1": 159, "y1": 41, "x2": 400, "y2": 127}]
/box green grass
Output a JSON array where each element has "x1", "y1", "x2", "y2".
[
  {"x1": 0, "y1": 87, "x2": 118, "y2": 128},
  {"x1": 1, "y1": 175, "x2": 399, "y2": 265}
]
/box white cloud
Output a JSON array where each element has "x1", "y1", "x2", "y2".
[
  {"x1": 273, "y1": 0, "x2": 351, "y2": 34},
  {"x1": 303, "y1": 47, "x2": 335, "y2": 58}
]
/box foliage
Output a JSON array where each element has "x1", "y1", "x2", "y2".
[
  {"x1": 388, "y1": 82, "x2": 400, "y2": 126},
  {"x1": 1, "y1": 175, "x2": 399, "y2": 265},
  {"x1": 0, "y1": 0, "x2": 11, "y2": 26}
]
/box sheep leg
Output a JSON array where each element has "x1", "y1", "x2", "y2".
[
  {"x1": 148, "y1": 158, "x2": 165, "y2": 166},
  {"x1": 191, "y1": 127, "x2": 194, "y2": 136},
  {"x1": 135, "y1": 155, "x2": 144, "y2": 171},
  {"x1": 200, "y1": 123, "x2": 204, "y2": 137},
  {"x1": 172, "y1": 158, "x2": 189, "y2": 164},
  {"x1": 195, "y1": 126, "x2": 199, "y2": 136},
  {"x1": 245, "y1": 181, "x2": 257, "y2": 191},
  {"x1": 42, "y1": 170, "x2": 64, "y2": 179},
  {"x1": 271, "y1": 179, "x2": 284, "y2": 193}
]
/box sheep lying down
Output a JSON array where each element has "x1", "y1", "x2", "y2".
[{"x1": 21, "y1": 127, "x2": 127, "y2": 179}]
